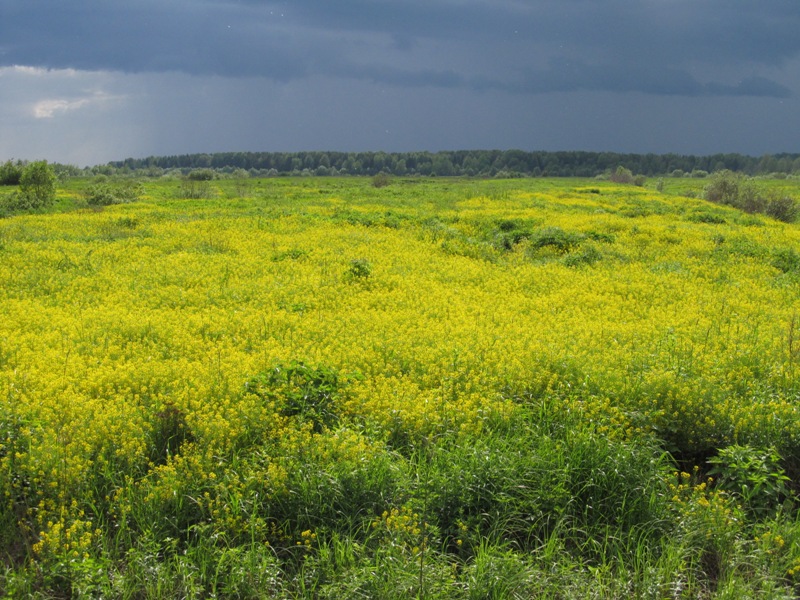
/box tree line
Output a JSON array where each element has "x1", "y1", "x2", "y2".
[{"x1": 105, "y1": 150, "x2": 800, "y2": 178}]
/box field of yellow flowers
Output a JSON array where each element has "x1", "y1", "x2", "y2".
[{"x1": 2, "y1": 176, "x2": 800, "y2": 597}]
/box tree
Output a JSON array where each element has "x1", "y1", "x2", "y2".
[
  {"x1": 19, "y1": 161, "x2": 56, "y2": 208},
  {"x1": 609, "y1": 166, "x2": 634, "y2": 184},
  {"x1": 0, "y1": 160, "x2": 24, "y2": 185}
]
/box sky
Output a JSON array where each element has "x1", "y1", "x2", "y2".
[{"x1": 1, "y1": 1, "x2": 799, "y2": 166}]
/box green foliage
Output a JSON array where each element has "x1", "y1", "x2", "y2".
[
  {"x1": 346, "y1": 258, "x2": 372, "y2": 279},
  {"x1": 106, "y1": 149, "x2": 800, "y2": 178},
  {"x1": 708, "y1": 445, "x2": 791, "y2": 517},
  {"x1": 246, "y1": 361, "x2": 343, "y2": 433},
  {"x1": 686, "y1": 209, "x2": 727, "y2": 224},
  {"x1": 609, "y1": 166, "x2": 635, "y2": 184},
  {"x1": 771, "y1": 247, "x2": 800, "y2": 274},
  {"x1": 149, "y1": 402, "x2": 193, "y2": 464},
  {"x1": 562, "y1": 243, "x2": 602, "y2": 267},
  {"x1": 186, "y1": 168, "x2": 217, "y2": 181},
  {"x1": 177, "y1": 178, "x2": 213, "y2": 199},
  {"x1": 493, "y1": 223, "x2": 532, "y2": 251},
  {"x1": 705, "y1": 170, "x2": 798, "y2": 222},
  {"x1": 84, "y1": 179, "x2": 143, "y2": 206},
  {"x1": 372, "y1": 172, "x2": 391, "y2": 188},
  {"x1": 705, "y1": 170, "x2": 744, "y2": 205},
  {"x1": 3, "y1": 160, "x2": 57, "y2": 211},
  {"x1": 528, "y1": 227, "x2": 584, "y2": 254},
  {"x1": 0, "y1": 160, "x2": 23, "y2": 185},
  {"x1": 765, "y1": 194, "x2": 799, "y2": 223},
  {"x1": 272, "y1": 248, "x2": 308, "y2": 262}
]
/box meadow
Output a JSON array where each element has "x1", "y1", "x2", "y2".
[{"x1": 2, "y1": 175, "x2": 800, "y2": 597}]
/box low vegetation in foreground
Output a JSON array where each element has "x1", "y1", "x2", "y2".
[{"x1": 1, "y1": 176, "x2": 800, "y2": 598}]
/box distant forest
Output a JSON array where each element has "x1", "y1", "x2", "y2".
[{"x1": 107, "y1": 150, "x2": 800, "y2": 178}]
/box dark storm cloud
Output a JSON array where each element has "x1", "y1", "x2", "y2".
[{"x1": 1, "y1": 0, "x2": 798, "y2": 97}]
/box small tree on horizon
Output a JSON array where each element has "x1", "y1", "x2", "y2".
[
  {"x1": 609, "y1": 166, "x2": 635, "y2": 184},
  {"x1": 17, "y1": 160, "x2": 57, "y2": 209}
]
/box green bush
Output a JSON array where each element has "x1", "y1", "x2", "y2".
[
  {"x1": 0, "y1": 160, "x2": 23, "y2": 186},
  {"x1": 246, "y1": 361, "x2": 343, "y2": 433},
  {"x1": 347, "y1": 258, "x2": 372, "y2": 280},
  {"x1": 177, "y1": 179, "x2": 213, "y2": 199},
  {"x1": 771, "y1": 247, "x2": 800, "y2": 274},
  {"x1": 529, "y1": 227, "x2": 583, "y2": 254},
  {"x1": 3, "y1": 161, "x2": 57, "y2": 211},
  {"x1": 84, "y1": 180, "x2": 143, "y2": 206},
  {"x1": 562, "y1": 244, "x2": 602, "y2": 267},
  {"x1": 372, "y1": 173, "x2": 391, "y2": 188},
  {"x1": 186, "y1": 169, "x2": 216, "y2": 181},
  {"x1": 609, "y1": 166, "x2": 634, "y2": 184},
  {"x1": 704, "y1": 170, "x2": 798, "y2": 222},
  {"x1": 707, "y1": 445, "x2": 791, "y2": 517},
  {"x1": 765, "y1": 194, "x2": 799, "y2": 223}
]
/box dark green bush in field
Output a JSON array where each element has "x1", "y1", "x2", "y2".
[
  {"x1": 186, "y1": 168, "x2": 217, "y2": 181},
  {"x1": 1, "y1": 160, "x2": 57, "y2": 211},
  {"x1": 708, "y1": 445, "x2": 792, "y2": 518},
  {"x1": 705, "y1": 170, "x2": 798, "y2": 222},
  {"x1": 491, "y1": 219, "x2": 535, "y2": 251},
  {"x1": 177, "y1": 178, "x2": 213, "y2": 199},
  {"x1": 686, "y1": 209, "x2": 727, "y2": 224},
  {"x1": 766, "y1": 194, "x2": 799, "y2": 223},
  {"x1": 705, "y1": 170, "x2": 743, "y2": 206},
  {"x1": 610, "y1": 166, "x2": 635, "y2": 184},
  {"x1": 85, "y1": 179, "x2": 143, "y2": 206},
  {"x1": 0, "y1": 160, "x2": 23, "y2": 185},
  {"x1": 246, "y1": 361, "x2": 343, "y2": 433},
  {"x1": 562, "y1": 243, "x2": 602, "y2": 267},
  {"x1": 19, "y1": 161, "x2": 57, "y2": 208},
  {"x1": 771, "y1": 247, "x2": 800, "y2": 274},
  {"x1": 347, "y1": 258, "x2": 372, "y2": 280},
  {"x1": 529, "y1": 227, "x2": 584, "y2": 254},
  {"x1": 372, "y1": 172, "x2": 391, "y2": 188}
]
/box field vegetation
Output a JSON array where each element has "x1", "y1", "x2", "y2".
[{"x1": 1, "y1": 175, "x2": 800, "y2": 597}]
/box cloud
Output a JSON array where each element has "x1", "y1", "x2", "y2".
[
  {"x1": 30, "y1": 90, "x2": 123, "y2": 118},
  {"x1": 32, "y1": 98, "x2": 91, "y2": 118},
  {"x1": 0, "y1": 67, "x2": 127, "y2": 118},
  {"x1": 1, "y1": 1, "x2": 797, "y2": 98},
  {"x1": 504, "y1": 60, "x2": 793, "y2": 98}
]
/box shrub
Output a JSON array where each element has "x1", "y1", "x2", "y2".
[
  {"x1": 609, "y1": 166, "x2": 634, "y2": 184},
  {"x1": 686, "y1": 209, "x2": 727, "y2": 224},
  {"x1": 705, "y1": 170, "x2": 743, "y2": 206},
  {"x1": 178, "y1": 179, "x2": 213, "y2": 199},
  {"x1": 765, "y1": 194, "x2": 799, "y2": 223},
  {"x1": 372, "y1": 173, "x2": 391, "y2": 188},
  {"x1": 347, "y1": 258, "x2": 372, "y2": 279},
  {"x1": 562, "y1": 244, "x2": 602, "y2": 267},
  {"x1": 0, "y1": 160, "x2": 23, "y2": 186},
  {"x1": 17, "y1": 160, "x2": 56, "y2": 209},
  {"x1": 85, "y1": 180, "x2": 143, "y2": 206},
  {"x1": 186, "y1": 169, "x2": 216, "y2": 181},
  {"x1": 529, "y1": 227, "x2": 583, "y2": 254},
  {"x1": 771, "y1": 247, "x2": 800, "y2": 274},
  {"x1": 704, "y1": 170, "x2": 797, "y2": 222},
  {"x1": 707, "y1": 445, "x2": 791, "y2": 517},
  {"x1": 246, "y1": 361, "x2": 343, "y2": 433}
]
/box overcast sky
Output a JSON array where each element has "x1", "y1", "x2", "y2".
[{"x1": 1, "y1": 1, "x2": 799, "y2": 166}]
